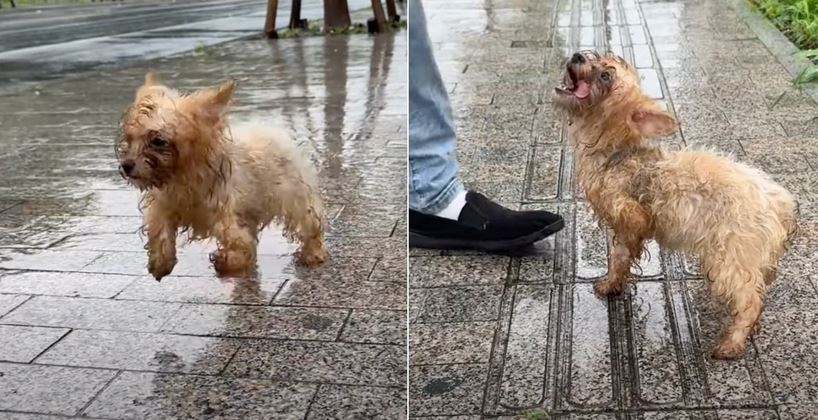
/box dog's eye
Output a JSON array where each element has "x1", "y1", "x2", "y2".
[
  {"x1": 600, "y1": 71, "x2": 612, "y2": 82},
  {"x1": 150, "y1": 136, "x2": 168, "y2": 148}
]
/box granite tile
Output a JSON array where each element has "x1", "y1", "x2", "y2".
[
  {"x1": 410, "y1": 322, "x2": 495, "y2": 365},
  {"x1": 0, "y1": 325, "x2": 68, "y2": 363},
  {"x1": 224, "y1": 340, "x2": 405, "y2": 387},
  {"x1": 274, "y1": 277, "x2": 404, "y2": 310},
  {"x1": 339, "y1": 309, "x2": 406, "y2": 345},
  {"x1": 717, "y1": 410, "x2": 777, "y2": 419},
  {"x1": 84, "y1": 371, "x2": 315, "y2": 420},
  {"x1": 409, "y1": 364, "x2": 487, "y2": 416},
  {"x1": 0, "y1": 294, "x2": 29, "y2": 317},
  {"x1": 0, "y1": 296, "x2": 180, "y2": 332},
  {"x1": 162, "y1": 304, "x2": 348, "y2": 340},
  {"x1": 0, "y1": 271, "x2": 135, "y2": 298},
  {"x1": 36, "y1": 330, "x2": 239, "y2": 374},
  {"x1": 0, "y1": 362, "x2": 115, "y2": 415},
  {"x1": 779, "y1": 405, "x2": 818, "y2": 420},
  {"x1": 307, "y1": 385, "x2": 406, "y2": 420},
  {"x1": 0, "y1": 250, "x2": 102, "y2": 272},
  {"x1": 416, "y1": 285, "x2": 504, "y2": 323},
  {"x1": 410, "y1": 256, "x2": 509, "y2": 288},
  {"x1": 115, "y1": 275, "x2": 286, "y2": 304},
  {"x1": 369, "y1": 257, "x2": 406, "y2": 284}
]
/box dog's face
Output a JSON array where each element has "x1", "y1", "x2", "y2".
[
  {"x1": 552, "y1": 51, "x2": 639, "y2": 113},
  {"x1": 117, "y1": 73, "x2": 235, "y2": 189},
  {"x1": 553, "y1": 50, "x2": 678, "y2": 141}
]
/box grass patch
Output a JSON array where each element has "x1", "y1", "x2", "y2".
[
  {"x1": 193, "y1": 43, "x2": 214, "y2": 57},
  {"x1": 522, "y1": 409, "x2": 550, "y2": 420},
  {"x1": 753, "y1": 0, "x2": 818, "y2": 83},
  {"x1": 5, "y1": 0, "x2": 93, "y2": 7}
]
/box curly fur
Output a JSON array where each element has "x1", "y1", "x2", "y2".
[
  {"x1": 553, "y1": 51, "x2": 797, "y2": 360},
  {"x1": 117, "y1": 73, "x2": 327, "y2": 280}
]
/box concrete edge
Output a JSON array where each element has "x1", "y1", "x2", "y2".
[{"x1": 729, "y1": 0, "x2": 818, "y2": 105}]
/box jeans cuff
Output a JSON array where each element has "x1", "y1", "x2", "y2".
[{"x1": 413, "y1": 178, "x2": 465, "y2": 215}]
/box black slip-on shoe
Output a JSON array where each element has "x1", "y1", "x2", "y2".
[{"x1": 409, "y1": 191, "x2": 564, "y2": 251}]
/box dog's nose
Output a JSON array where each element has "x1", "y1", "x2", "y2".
[
  {"x1": 571, "y1": 53, "x2": 585, "y2": 64},
  {"x1": 121, "y1": 160, "x2": 135, "y2": 175}
]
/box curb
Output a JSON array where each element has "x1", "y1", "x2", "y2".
[{"x1": 729, "y1": 0, "x2": 818, "y2": 106}]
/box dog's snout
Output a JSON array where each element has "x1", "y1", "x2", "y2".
[
  {"x1": 121, "y1": 160, "x2": 136, "y2": 175},
  {"x1": 571, "y1": 53, "x2": 585, "y2": 64}
]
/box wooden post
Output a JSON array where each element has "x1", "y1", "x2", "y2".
[
  {"x1": 370, "y1": 0, "x2": 387, "y2": 33},
  {"x1": 264, "y1": 0, "x2": 279, "y2": 38},
  {"x1": 289, "y1": 0, "x2": 303, "y2": 29},
  {"x1": 324, "y1": 0, "x2": 351, "y2": 32},
  {"x1": 385, "y1": 0, "x2": 398, "y2": 21}
]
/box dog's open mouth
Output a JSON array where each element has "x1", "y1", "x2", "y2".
[{"x1": 555, "y1": 67, "x2": 591, "y2": 99}]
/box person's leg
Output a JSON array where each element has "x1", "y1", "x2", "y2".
[
  {"x1": 407, "y1": 0, "x2": 564, "y2": 251},
  {"x1": 407, "y1": 0, "x2": 464, "y2": 215}
]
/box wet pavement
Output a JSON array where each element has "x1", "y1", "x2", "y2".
[
  {"x1": 0, "y1": 0, "x2": 369, "y2": 87},
  {"x1": 0, "y1": 19, "x2": 407, "y2": 420},
  {"x1": 409, "y1": 0, "x2": 818, "y2": 418}
]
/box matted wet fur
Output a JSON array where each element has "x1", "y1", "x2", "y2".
[
  {"x1": 117, "y1": 73, "x2": 327, "y2": 280},
  {"x1": 552, "y1": 51, "x2": 797, "y2": 360}
]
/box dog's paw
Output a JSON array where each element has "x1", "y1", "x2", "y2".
[
  {"x1": 211, "y1": 249, "x2": 253, "y2": 276},
  {"x1": 296, "y1": 243, "x2": 328, "y2": 267},
  {"x1": 593, "y1": 278, "x2": 625, "y2": 296},
  {"x1": 148, "y1": 255, "x2": 177, "y2": 281},
  {"x1": 711, "y1": 340, "x2": 746, "y2": 360}
]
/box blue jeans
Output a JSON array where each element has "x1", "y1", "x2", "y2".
[{"x1": 408, "y1": 0, "x2": 464, "y2": 214}]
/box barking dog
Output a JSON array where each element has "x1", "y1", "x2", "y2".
[
  {"x1": 552, "y1": 51, "x2": 796, "y2": 359},
  {"x1": 117, "y1": 73, "x2": 327, "y2": 280}
]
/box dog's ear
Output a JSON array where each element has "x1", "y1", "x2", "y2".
[
  {"x1": 135, "y1": 72, "x2": 161, "y2": 99},
  {"x1": 630, "y1": 105, "x2": 678, "y2": 138},
  {"x1": 186, "y1": 79, "x2": 237, "y2": 120}
]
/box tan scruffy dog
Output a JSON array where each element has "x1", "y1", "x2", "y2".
[
  {"x1": 552, "y1": 51, "x2": 797, "y2": 360},
  {"x1": 117, "y1": 73, "x2": 328, "y2": 280}
]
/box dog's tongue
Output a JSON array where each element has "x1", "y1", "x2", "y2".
[{"x1": 574, "y1": 80, "x2": 591, "y2": 99}]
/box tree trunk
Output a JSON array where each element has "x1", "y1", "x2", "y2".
[
  {"x1": 370, "y1": 0, "x2": 387, "y2": 33},
  {"x1": 324, "y1": 0, "x2": 351, "y2": 32},
  {"x1": 264, "y1": 0, "x2": 279, "y2": 38},
  {"x1": 385, "y1": 0, "x2": 397, "y2": 21},
  {"x1": 289, "y1": 0, "x2": 303, "y2": 29}
]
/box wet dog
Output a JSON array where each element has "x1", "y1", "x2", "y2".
[
  {"x1": 552, "y1": 51, "x2": 796, "y2": 359},
  {"x1": 117, "y1": 73, "x2": 327, "y2": 280}
]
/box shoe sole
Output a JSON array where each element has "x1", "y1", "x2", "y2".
[{"x1": 408, "y1": 219, "x2": 565, "y2": 251}]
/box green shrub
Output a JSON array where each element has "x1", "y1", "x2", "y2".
[{"x1": 754, "y1": 0, "x2": 818, "y2": 50}]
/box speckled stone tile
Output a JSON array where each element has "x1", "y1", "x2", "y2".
[
  {"x1": 224, "y1": 340, "x2": 405, "y2": 387},
  {"x1": 498, "y1": 285, "x2": 553, "y2": 408},
  {"x1": 274, "y1": 277, "x2": 404, "y2": 310},
  {"x1": 307, "y1": 385, "x2": 406, "y2": 420},
  {"x1": 0, "y1": 296, "x2": 180, "y2": 332},
  {"x1": 0, "y1": 413, "x2": 73, "y2": 420},
  {"x1": 574, "y1": 203, "x2": 608, "y2": 280},
  {"x1": 36, "y1": 330, "x2": 239, "y2": 374},
  {"x1": 409, "y1": 364, "x2": 487, "y2": 416},
  {"x1": 778, "y1": 404, "x2": 818, "y2": 420},
  {"x1": 0, "y1": 250, "x2": 102, "y2": 272},
  {"x1": 161, "y1": 304, "x2": 348, "y2": 340},
  {"x1": 410, "y1": 256, "x2": 509, "y2": 288},
  {"x1": 716, "y1": 410, "x2": 778, "y2": 419},
  {"x1": 641, "y1": 413, "x2": 715, "y2": 420},
  {"x1": 83, "y1": 371, "x2": 315, "y2": 420},
  {"x1": 0, "y1": 362, "x2": 116, "y2": 415},
  {"x1": 369, "y1": 258, "x2": 407, "y2": 283},
  {"x1": 415, "y1": 285, "x2": 504, "y2": 323},
  {"x1": 0, "y1": 294, "x2": 29, "y2": 317},
  {"x1": 0, "y1": 271, "x2": 135, "y2": 298},
  {"x1": 115, "y1": 275, "x2": 286, "y2": 304},
  {"x1": 410, "y1": 322, "x2": 495, "y2": 365},
  {"x1": 0, "y1": 325, "x2": 68, "y2": 363},
  {"x1": 339, "y1": 309, "x2": 405, "y2": 345}
]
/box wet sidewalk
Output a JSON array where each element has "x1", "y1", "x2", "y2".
[
  {"x1": 409, "y1": 0, "x2": 818, "y2": 418},
  {"x1": 0, "y1": 28, "x2": 407, "y2": 419}
]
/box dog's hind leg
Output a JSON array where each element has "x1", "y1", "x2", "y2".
[
  {"x1": 708, "y1": 260, "x2": 765, "y2": 360},
  {"x1": 211, "y1": 215, "x2": 258, "y2": 276}
]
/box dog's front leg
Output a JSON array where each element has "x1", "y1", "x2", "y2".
[
  {"x1": 211, "y1": 215, "x2": 258, "y2": 276},
  {"x1": 144, "y1": 208, "x2": 178, "y2": 281},
  {"x1": 593, "y1": 199, "x2": 651, "y2": 296}
]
